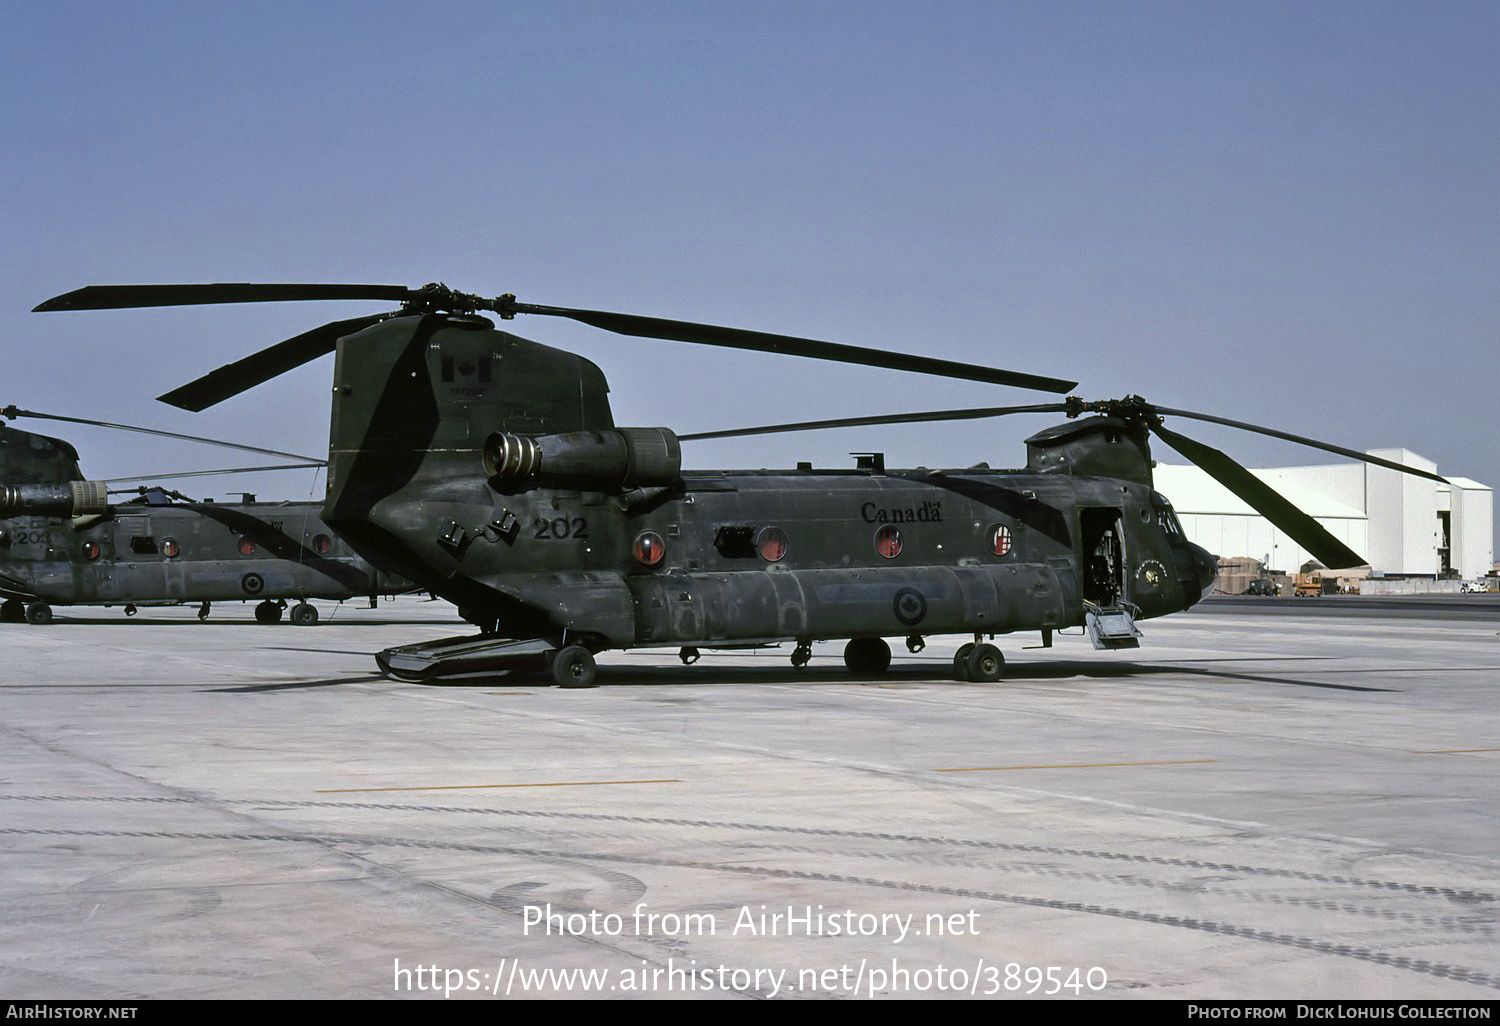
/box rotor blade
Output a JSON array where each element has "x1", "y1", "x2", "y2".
[
  {"x1": 1153, "y1": 406, "x2": 1447, "y2": 484},
  {"x1": 37, "y1": 284, "x2": 1077, "y2": 392},
  {"x1": 1152, "y1": 422, "x2": 1366, "y2": 569},
  {"x1": 680, "y1": 403, "x2": 1070, "y2": 441},
  {"x1": 34, "y1": 283, "x2": 414, "y2": 311},
  {"x1": 157, "y1": 313, "x2": 389, "y2": 411},
  {"x1": 509, "y1": 302, "x2": 1077, "y2": 394},
  {"x1": 102, "y1": 463, "x2": 325, "y2": 485},
  {"x1": 2, "y1": 406, "x2": 325, "y2": 463}
]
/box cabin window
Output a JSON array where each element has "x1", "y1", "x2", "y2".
[
  {"x1": 757, "y1": 527, "x2": 788, "y2": 562},
  {"x1": 632, "y1": 531, "x2": 665, "y2": 567},
  {"x1": 82, "y1": 540, "x2": 101, "y2": 561},
  {"x1": 130, "y1": 536, "x2": 158, "y2": 555},
  {"x1": 875, "y1": 525, "x2": 903, "y2": 559},
  {"x1": 988, "y1": 524, "x2": 1013, "y2": 556},
  {"x1": 161, "y1": 539, "x2": 180, "y2": 558},
  {"x1": 238, "y1": 536, "x2": 257, "y2": 556},
  {"x1": 312, "y1": 534, "x2": 333, "y2": 554}
]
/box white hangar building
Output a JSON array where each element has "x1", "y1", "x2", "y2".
[{"x1": 1151, "y1": 449, "x2": 1493, "y2": 579}]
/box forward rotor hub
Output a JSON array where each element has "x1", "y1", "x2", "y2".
[
  {"x1": 1064, "y1": 395, "x2": 1161, "y2": 427},
  {"x1": 400, "y1": 283, "x2": 495, "y2": 316}
]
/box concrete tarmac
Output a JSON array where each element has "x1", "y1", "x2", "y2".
[{"x1": 2, "y1": 595, "x2": 1497, "y2": 1000}]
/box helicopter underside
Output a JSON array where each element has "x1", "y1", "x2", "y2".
[{"x1": 369, "y1": 551, "x2": 1167, "y2": 686}]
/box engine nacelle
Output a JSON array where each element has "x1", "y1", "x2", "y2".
[
  {"x1": 0, "y1": 480, "x2": 109, "y2": 517},
  {"x1": 483, "y1": 428, "x2": 681, "y2": 490}
]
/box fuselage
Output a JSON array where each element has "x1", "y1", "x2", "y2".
[
  {"x1": 0, "y1": 422, "x2": 406, "y2": 611},
  {"x1": 0, "y1": 498, "x2": 405, "y2": 608},
  {"x1": 315, "y1": 313, "x2": 1217, "y2": 650},
  {"x1": 346, "y1": 463, "x2": 1214, "y2": 648}
]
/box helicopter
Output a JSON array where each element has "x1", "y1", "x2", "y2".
[
  {"x1": 0, "y1": 412, "x2": 412, "y2": 625},
  {"x1": 32, "y1": 282, "x2": 1446, "y2": 685}
]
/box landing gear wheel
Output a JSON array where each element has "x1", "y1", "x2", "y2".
[
  {"x1": 124, "y1": 604, "x2": 137, "y2": 617},
  {"x1": 254, "y1": 600, "x2": 283, "y2": 625},
  {"x1": 552, "y1": 645, "x2": 598, "y2": 688},
  {"x1": 289, "y1": 602, "x2": 319, "y2": 626},
  {"x1": 679, "y1": 647, "x2": 701, "y2": 665},
  {"x1": 197, "y1": 602, "x2": 211, "y2": 621},
  {"x1": 953, "y1": 643, "x2": 975, "y2": 681},
  {"x1": 965, "y1": 643, "x2": 1004, "y2": 683},
  {"x1": 790, "y1": 642, "x2": 812, "y2": 669},
  {"x1": 0, "y1": 599, "x2": 23, "y2": 623},
  {"x1": 25, "y1": 602, "x2": 53, "y2": 625},
  {"x1": 843, "y1": 637, "x2": 892, "y2": 676}
]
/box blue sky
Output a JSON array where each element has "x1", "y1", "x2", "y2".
[{"x1": 5, "y1": 2, "x2": 1496, "y2": 530}]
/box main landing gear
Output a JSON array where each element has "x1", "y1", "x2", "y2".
[
  {"x1": 843, "y1": 637, "x2": 891, "y2": 675},
  {"x1": 953, "y1": 640, "x2": 1004, "y2": 682},
  {"x1": 2, "y1": 599, "x2": 54, "y2": 625},
  {"x1": 253, "y1": 600, "x2": 319, "y2": 625},
  {"x1": 551, "y1": 645, "x2": 597, "y2": 688},
  {"x1": 832, "y1": 634, "x2": 1004, "y2": 682}
]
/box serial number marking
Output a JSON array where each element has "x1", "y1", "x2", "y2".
[{"x1": 533, "y1": 516, "x2": 588, "y2": 541}]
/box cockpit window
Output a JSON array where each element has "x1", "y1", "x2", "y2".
[{"x1": 1152, "y1": 494, "x2": 1184, "y2": 536}]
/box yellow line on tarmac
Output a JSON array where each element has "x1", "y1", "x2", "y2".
[
  {"x1": 316, "y1": 779, "x2": 683, "y2": 793},
  {"x1": 935, "y1": 759, "x2": 1218, "y2": 773}
]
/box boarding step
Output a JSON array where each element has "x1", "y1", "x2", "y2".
[{"x1": 1084, "y1": 602, "x2": 1142, "y2": 650}]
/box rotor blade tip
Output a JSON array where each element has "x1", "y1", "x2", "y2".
[{"x1": 155, "y1": 392, "x2": 210, "y2": 413}]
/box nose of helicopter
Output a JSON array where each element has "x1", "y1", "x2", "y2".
[{"x1": 1186, "y1": 543, "x2": 1218, "y2": 606}]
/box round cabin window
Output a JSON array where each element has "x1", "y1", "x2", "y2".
[
  {"x1": 875, "y1": 525, "x2": 902, "y2": 559},
  {"x1": 632, "y1": 531, "x2": 665, "y2": 567},
  {"x1": 757, "y1": 527, "x2": 788, "y2": 562}
]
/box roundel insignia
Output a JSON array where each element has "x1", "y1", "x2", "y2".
[
  {"x1": 241, "y1": 572, "x2": 266, "y2": 596},
  {"x1": 893, "y1": 587, "x2": 927, "y2": 626}
]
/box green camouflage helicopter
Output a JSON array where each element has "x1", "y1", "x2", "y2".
[
  {"x1": 33, "y1": 283, "x2": 1444, "y2": 684},
  {"x1": 0, "y1": 410, "x2": 410, "y2": 625}
]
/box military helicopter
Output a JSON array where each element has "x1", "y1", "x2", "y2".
[
  {"x1": 33, "y1": 282, "x2": 1445, "y2": 685},
  {"x1": 0, "y1": 410, "x2": 411, "y2": 625}
]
